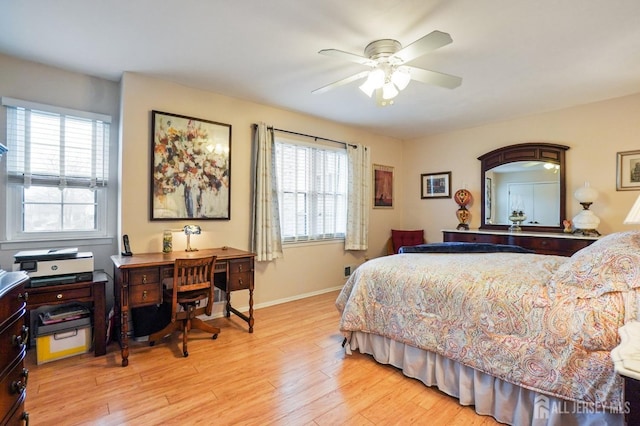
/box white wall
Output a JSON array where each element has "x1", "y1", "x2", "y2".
[{"x1": 402, "y1": 93, "x2": 640, "y2": 241}]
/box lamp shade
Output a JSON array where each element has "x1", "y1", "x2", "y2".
[
  {"x1": 382, "y1": 81, "x2": 399, "y2": 100},
  {"x1": 367, "y1": 68, "x2": 385, "y2": 89},
  {"x1": 184, "y1": 224, "x2": 201, "y2": 235},
  {"x1": 358, "y1": 79, "x2": 376, "y2": 97},
  {"x1": 574, "y1": 182, "x2": 598, "y2": 204},
  {"x1": 391, "y1": 67, "x2": 411, "y2": 90},
  {"x1": 624, "y1": 195, "x2": 640, "y2": 224}
]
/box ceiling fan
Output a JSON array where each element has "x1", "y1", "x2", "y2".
[{"x1": 313, "y1": 30, "x2": 462, "y2": 106}]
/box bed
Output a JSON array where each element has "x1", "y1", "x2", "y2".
[{"x1": 336, "y1": 231, "x2": 640, "y2": 425}]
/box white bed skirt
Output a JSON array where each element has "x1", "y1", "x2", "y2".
[{"x1": 348, "y1": 331, "x2": 624, "y2": 426}]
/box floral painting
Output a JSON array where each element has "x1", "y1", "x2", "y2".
[{"x1": 151, "y1": 111, "x2": 231, "y2": 220}]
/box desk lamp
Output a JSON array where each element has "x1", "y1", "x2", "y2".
[{"x1": 183, "y1": 225, "x2": 201, "y2": 252}]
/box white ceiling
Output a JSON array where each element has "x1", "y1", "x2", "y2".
[{"x1": 1, "y1": 0, "x2": 640, "y2": 140}]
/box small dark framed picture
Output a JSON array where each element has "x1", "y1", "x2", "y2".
[
  {"x1": 421, "y1": 171, "x2": 451, "y2": 199},
  {"x1": 617, "y1": 150, "x2": 640, "y2": 191},
  {"x1": 373, "y1": 164, "x2": 394, "y2": 208}
]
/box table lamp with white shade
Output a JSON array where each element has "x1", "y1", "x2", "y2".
[{"x1": 624, "y1": 195, "x2": 640, "y2": 225}]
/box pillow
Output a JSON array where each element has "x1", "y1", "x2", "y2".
[
  {"x1": 391, "y1": 229, "x2": 424, "y2": 254},
  {"x1": 550, "y1": 231, "x2": 640, "y2": 298}
]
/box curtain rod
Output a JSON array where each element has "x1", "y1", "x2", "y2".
[{"x1": 257, "y1": 124, "x2": 359, "y2": 149}]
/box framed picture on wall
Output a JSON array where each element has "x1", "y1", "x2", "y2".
[
  {"x1": 617, "y1": 150, "x2": 640, "y2": 191},
  {"x1": 373, "y1": 164, "x2": 394, "y2": 208},
  {"x1": 421, "y1": 171, "x2": 451, "y2": 199},
  {"x1": 150, "y1": 110, "x2": 232, "y2": 220}
]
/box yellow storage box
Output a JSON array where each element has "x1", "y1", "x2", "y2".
[{"x1": 36, "y1": 318, "x2": 92, "y2": 365}]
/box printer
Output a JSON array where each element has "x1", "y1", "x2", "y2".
[{"x1": 12, "y1": 248, "x2": 94, "y2": 287}]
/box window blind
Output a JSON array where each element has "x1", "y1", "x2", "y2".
[
  {"x1": 275, "y1": 139, "x2": 347, "y2": 242},
  {"x1": 2, "y1": 97, "x2": 110, "y2": 189}
]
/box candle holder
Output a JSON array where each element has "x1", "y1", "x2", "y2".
[{"x1": 454, "y1": 189, "x2": 472, "y2": 230}]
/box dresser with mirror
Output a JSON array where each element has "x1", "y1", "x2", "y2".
[{"x1": 444, "y1": 142, "x2": 598, "y2": 256}]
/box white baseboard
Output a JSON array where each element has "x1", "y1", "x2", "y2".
[{"x1": 199, "y1": 285, "x2": 344, "y2": 321}]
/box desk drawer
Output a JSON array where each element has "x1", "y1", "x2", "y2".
[
  {"x1": 129, "y1": 268, "x2": 161, "y2": 286},
  {"x1": 228, "y1": 259, "x2": 253, "y2": 291},
  {"x1": 26, "y1": 286, "x2": 92, "y2": 306},
  {"x1": 129, "y1": 283, "x2": 161, "y2": 306},
  {"x1": 228, "y1": 259, "x2": 252, "y2": 275},
  {"x1": 228, "y1": 272, "x2": 252, "y2": 291}
]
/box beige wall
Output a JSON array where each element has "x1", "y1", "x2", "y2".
[
  {"x1": 119, "y1": 72, "x2": 404, "y2": 310},
  {"x1": 4, "y1": 51, "x2": 640, "y2": 313},
  {"x1": 403, "y1": 93, "x2": 640, "y2": 241}
]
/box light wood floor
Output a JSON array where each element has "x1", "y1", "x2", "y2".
[{"x1": 25, "y1": 290, "x2": 501, "y2": 425}]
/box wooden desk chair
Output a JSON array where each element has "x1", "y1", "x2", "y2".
[{"x1": 149, "y1": 255, "x2": 219, "y2": 357}]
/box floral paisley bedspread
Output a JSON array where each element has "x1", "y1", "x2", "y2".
[{"x1": 336, "y1": 248, "x2": 631, "y2": 409}]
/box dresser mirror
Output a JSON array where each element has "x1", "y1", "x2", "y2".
[{"x1": 478, "y1": 143, "x2": 569, "y2": 233}]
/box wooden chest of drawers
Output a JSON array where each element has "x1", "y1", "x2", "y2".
[
  {"x1": 442, "y1": 229, "x2": 597, "y2": 256},
  {"x1": 0, "y1": 271, "x2": 29, "y2": 425}
]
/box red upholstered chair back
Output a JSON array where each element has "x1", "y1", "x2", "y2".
[{"x1": 388, "y1": 229, "x2": 425, "y2": 254}]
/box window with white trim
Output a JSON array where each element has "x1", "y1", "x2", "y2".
[
  {"x1": 274, "y1": 138, "x2": 347, "y2": 242},
  {"x1": 3, "y1": 97, "x2": 110, "y2": 240}
]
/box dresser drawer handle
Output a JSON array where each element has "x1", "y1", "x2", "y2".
[
  {"x1": 238, "y1": 278, "x2": 243, "y2": 286},
  {"x1": 22, "y1": 368, "x2": 29, "y2": 385},
  {"x1": 142, "y1": 275, "x2": 147, "y2": 284},
  {"x1": 56, "y1": 293, "x2": 63, "y2": 299},
  {"x1": 12, "y1": 326, "x2": 28, "y2": 348},
  {"x1": 238, "y1": 265, "x2": 243, "y2": 272},
  {"x1": 12, "y1": 334, "x2": 24, "y2": 347},
  {"x1": 18, "y1": 292, "x2": 28, "y2": 301},
  {"x1": 142, "y1": 290, "x2": 148, "y2": 300},
  {"x1": 11, "y1": 379, "x2": 27, "y2": 395}
]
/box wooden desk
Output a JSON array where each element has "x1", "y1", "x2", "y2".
[
  {"x1": 111, "y1": 247, "x2": 255, "y2": 367},
  {"x1": 25, "y1": 272, "x2": 107, "y2": 356}
]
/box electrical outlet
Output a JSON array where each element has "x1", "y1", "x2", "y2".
[{"x1": 344, "y1": 266, "x2": 352, "y2": 277}]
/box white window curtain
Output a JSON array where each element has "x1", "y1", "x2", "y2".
[
  {"x1": 345, "y1": 143, "x2": 371, "y2": 250},
  {"x1": 251, "y1": 122, "x2": 283, "y2": 261}
]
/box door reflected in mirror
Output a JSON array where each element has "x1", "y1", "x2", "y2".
[{"x1": 485, "y1": 161, "x2": 560, "y2": 226}]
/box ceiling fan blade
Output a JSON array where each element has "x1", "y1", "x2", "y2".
[
  {"x1": 393, "y1": 30, "x2": 453, "y2": 64},
  {"x1": 406, "y1": 66, "x2": 462, "y2": 89},
  {"x1": 318, "y1": 49, "x2": 376, "y2": 66},
  {"x1": 312, "y1": 71, "x2": 370, "y2": 94}
]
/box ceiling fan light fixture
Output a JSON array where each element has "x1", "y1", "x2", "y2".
[
  {"x1": 367, "y1": 67, "x2": 386, "y2": 89},
  {"x1": 382, "y1": 81, "x2": 399, "y2": 100},
  {"x1": 358, "y1": 79, "x2": 376, "y2": 97},
  {"x1": 391, "y1": 67, "x2": 411, "y2": 91}
]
